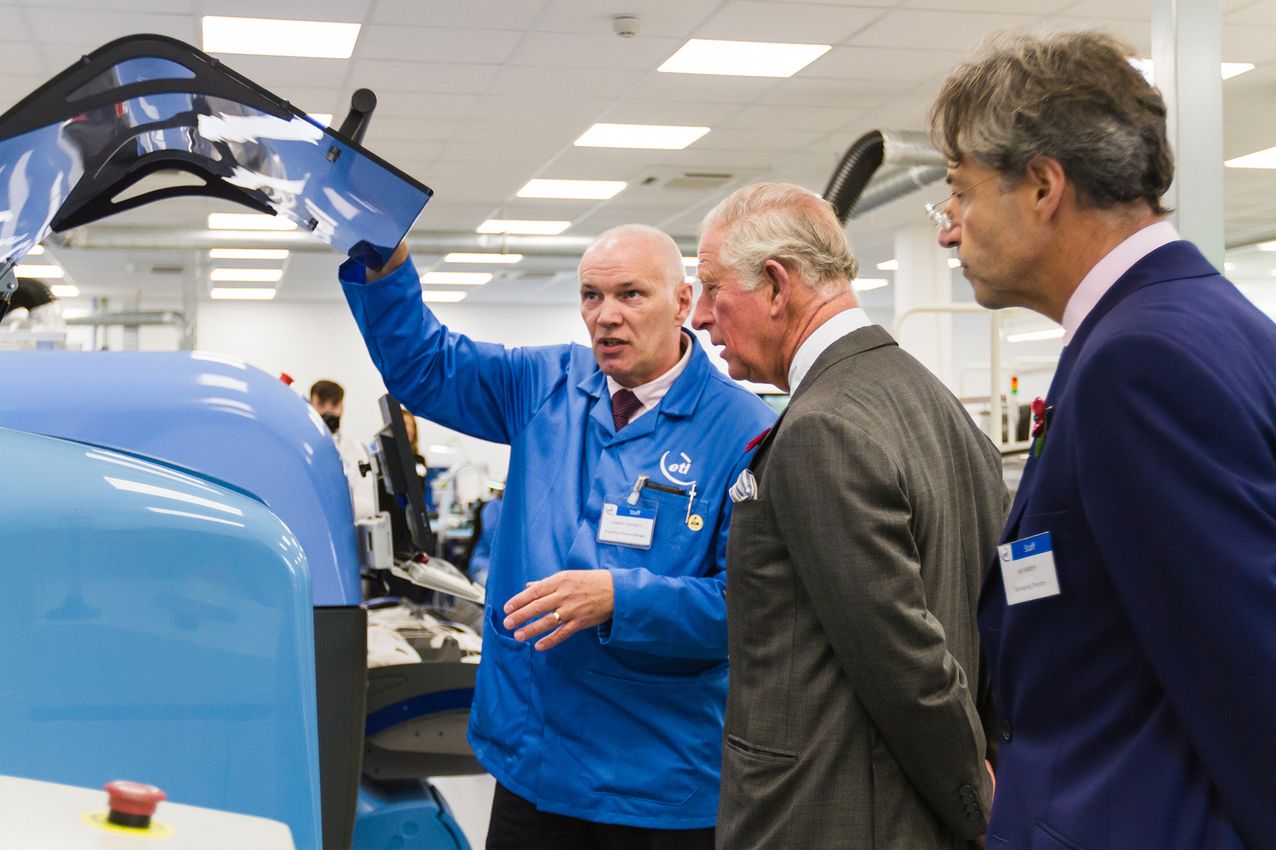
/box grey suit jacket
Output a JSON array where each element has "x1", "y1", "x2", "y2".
[{"x1": 718, "y1": 326, "x2": 1006, "y2": 850}]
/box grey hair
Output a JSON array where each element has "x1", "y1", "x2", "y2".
[
  {"x1": 700, "y1": 183, "x2": 857, "y2": 297},
  {"x1": 929, "y1": 30, "x2": 1172, "y2": 215},
  {"x1": 580, "y1": 223, "x2": 686, "y2": 288}
]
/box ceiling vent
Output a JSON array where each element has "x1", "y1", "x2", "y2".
[{"x1": 640, "y1": 171, "x2": 735, "y2": 192}]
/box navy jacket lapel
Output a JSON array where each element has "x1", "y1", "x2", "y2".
[{"x1": 1002, "y1": 240, "x2": 1218, "y2": 538}]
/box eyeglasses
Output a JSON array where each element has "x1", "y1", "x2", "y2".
[{"x1": 924, "y1": 172, "x2": 1001, "y2": 231}]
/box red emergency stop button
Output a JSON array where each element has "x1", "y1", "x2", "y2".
[{"x1": 104, "y1": 780, "x2": 166, "y2": 829}]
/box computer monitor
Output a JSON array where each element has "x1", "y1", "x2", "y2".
[{"x1": 373, "y1": 393, "x2": 435, "y2": 558}]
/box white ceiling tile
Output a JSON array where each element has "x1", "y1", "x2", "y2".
[
  {"x1": 658, "y1": 148, "x2": 785, "y2": 170},
  {"x1": 464, "y1": 93, "x2": 611, "y2": 125},
  {"x1": 533, "y1": 0, "x2": 720, "y2": 38},
  {"x1": 361, "y1": 116, "x2": 461, "y2": 143},
  {"x1": 907, "y1": 0, "x2": 1073, "y2": 12},
  {"x1": 350, "y1": 61, "x2": 500, "y2": 94},
  {"x1": 693, "y1": 2, "x2": 884, "y2": 43},
  {"x1": 807, "y1": 46, "x2": 971, "y2": 82},
  {"x1": 370, "y1": 0, "x2": 548, "y2": 30},
  {"x1": 201, "y1": 0, "x2": 372, "y2": 21},
  {"x1": 359, "y1": 24, "x2": 524, "y2": 64},
  {"x1": 695, "y1": 126, "x2": 828, "y2": 151},
  {"x1": 1058, "y1": 0, "x2": 1150, "y2": 18},
  {"x1": 756, "y1": 77, "x2": 917, "y2": 109},
  {"x1": 508, "y1": 31, "x2": 682, "y2": 69},
  {"x1": 487, "y1": 64, "x2": 643, "y2": 98},
  {"x1": 37, "y1": 0, "x2": 196, "y2": 10},
  {"x1": 25, "y1": 8, "x2": 195, "y2": 45},
  {"x1": 1222, "y1": 25, "x2": 1276, "y2": 64},
  {"x1": 604, "y1": 98, "x2": 743, "y2": 126},
  {"x1": 621, "y1": 70, "x2": 784, "y2": 104},
  {"x1": 367, "y1": 90, "x2": 479, "y2": 120},
  {"x1": 0, "y1": 75, "x2": 50, "y2": 110},
  {"x1": 213, "y1": 55, "x2": 353, "y2": 90},
  {"x1": 846, "y1": 9, "x2": 1051, "y2": 51},
  {"x1": 724, "y1": 103, "x2": 864, "y2": 132},
  {"x1": 1043, "y1": 17, "x2": 1152, "y2": 53}
]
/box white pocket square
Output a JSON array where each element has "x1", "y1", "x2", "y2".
[{"x1": 729, "y1": 468, "x2": 758, "y2": 503}]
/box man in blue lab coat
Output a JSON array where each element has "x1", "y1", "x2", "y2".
[
  {"x1": 341, "y1": 224, "x2": 774, "y2": 849},
  {"x1": 930, "y1": 31, "x2": 1276, "y2": 850}
]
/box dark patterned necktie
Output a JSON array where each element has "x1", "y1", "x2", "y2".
[{"x1": 611, "y1": 388, "x2": 643, "y2": 431}]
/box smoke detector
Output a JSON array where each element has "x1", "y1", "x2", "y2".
[{"x1": 613, "y1": 15, "x2": 640, "y2": 38}]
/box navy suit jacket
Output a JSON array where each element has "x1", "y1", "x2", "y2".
[{"x1": 981, "y1": 240, "x2": 1276, "y2": 850}]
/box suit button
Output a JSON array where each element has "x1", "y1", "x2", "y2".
[{"x1": 1001, "y1": 720, "x2": 1013, "y2": 742}]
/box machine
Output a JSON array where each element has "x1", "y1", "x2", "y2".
[{"x1": 0, "y1": 33, "x2": 479, "y2": 850}]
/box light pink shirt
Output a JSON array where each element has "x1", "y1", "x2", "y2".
[
  {"x1": 1061, "y1": 220, "x2": 1179, "y2": 344},
  {"x1": 605, "y1": 333, "x2": 692, "y2": 424}
]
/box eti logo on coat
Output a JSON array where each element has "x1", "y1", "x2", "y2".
[{"x1": 660, "y1": 451, "x2": 695, "y2": 486}]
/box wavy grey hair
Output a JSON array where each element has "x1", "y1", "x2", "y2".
[
  {"x1": 700, "y1": 183, "x2": 857, "y2": 297},
  {"x1": 929, "y1": 30, "x2": 1173, "y2": 215}
]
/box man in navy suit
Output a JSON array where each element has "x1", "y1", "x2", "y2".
[{"x1": 929, "y1": 31, "x2": 1276, "y2": 850}]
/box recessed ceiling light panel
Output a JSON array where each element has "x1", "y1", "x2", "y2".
[
  {"x1": 517, "y1": 179, "x2": 627, "y2": 200},
  {"x1": 574, "y1": 123, "x2": 709, "y2": 150},
  {"x1": 658, "y1": 38, "x2": 830, "y2": 78},
  {"x1": 202, "y1": 16, "x2": 361, "y2": 60},
  {"x1": 477, "y1": 219, "x2": 571, "y2": 235}
]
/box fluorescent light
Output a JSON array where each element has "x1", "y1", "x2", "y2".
[
  {"x1": 1226, "y1": 146, "x2": 1276, "y2": 169},
  {"x1": 477, "y1": 219, "x2": 571, "y2": 235},
  {"x1": 421, "y1": 272, "x2": 492, "y2": 285},
  {"x1": 575, "y1": 122, "x2": 709, "y2": 150},
  {"x1": 948, "y1": 257, "x2": 962, "y2": 268},
  {"x1": 876, "y1": 259, "x2": 898, "y2": 271},
  {"x1": 210, "y1": 287, "x2": 277, "y2": 300},
  {"x1": 423, "y1": 291, "x2": 467, "y2": 303},
  {"x1": 444, "y1": 252, "x2": 523, "y2": 264},
  {"x1": 658, "y1": 38, "x2": 830, "y2": 78},
  {"x1": 209, "y1": 248, "x2": 290, "y2": 260},
  {"x1": 15, "y1": 263, "x2": 64, "y2": 278},
  {"x1": 682, "y1": 257, "x2": 699, "y2": 267},
  {"x1": 1256, "y1": 241, "x2": 1276, "y2": 251},
  {"x1": 852, "y1": 278, "x2": 890, "y2": 292},
  {"x1": 518, "y1": 178, "x2": 627, "y2": 200},
  {"x1": 208, "y1": 213, "x2": 297, "y2": 231},
  {"x1": 427, "y1": 444, "x2": 459, "y2": 454},
  {"x1": 202, "y1": 16, "x2": 361, "y2": 60},
  {"x1": 1131, "y1": 57, "x2": 1256, "y2": 83},
  {"x1": 1007, "y1": 328, "x2": 1065, "y2": 343},
  {"x1": 51, "y1": 284, "x2": 79, "y2": 298},
  {"x1": 211, "y1": 268, "x2": 284, "y2": 282},
  {"x1": 1224, "y1": 262, "x2": 1236, "y2": 271},
  {"x1": 27, "y1": 245, "x2": 44, "y2": 256},
  {"x1": 1222, "y1": 62, "x2": 1256, "y2": 80},
  {"x1": 208, "y1": 230, "x2": 307, "y2": 243}
]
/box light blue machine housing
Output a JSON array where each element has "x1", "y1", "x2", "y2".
[
  {"x1": 0, "y1": 352, "x2": 473, "y2": 850},
  {"x1": 0, "y1": 427, "x2": 323, "y2": 847}
]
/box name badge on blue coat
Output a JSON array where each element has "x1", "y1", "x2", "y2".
[
  {"x1": 598, "y1": 502, "x2": 656, "y2": 549},
  {"x1": 997, "y1": 531, "x2": 1061, "y2": 605}
]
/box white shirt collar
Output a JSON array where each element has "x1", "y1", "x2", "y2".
[
  {"x1": 788, "y1": 307, "x2": 873, "y2": 392},
  {"x1": 1061, "y1": 220, "x2": 1179, "y2": 344},
  {"x1": 605, "y1": 332, "x2": 692, "y2": 423}
]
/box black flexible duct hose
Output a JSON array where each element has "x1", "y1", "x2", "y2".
[{"x1": 822, "y1": 130, "x2": 885, "y2": 224}]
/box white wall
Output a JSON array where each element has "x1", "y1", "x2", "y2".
[{"x1": 195, "y1": 299, "x2": 590, "y2": 502}]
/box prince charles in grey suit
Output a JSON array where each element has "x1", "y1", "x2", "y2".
[{"x1": 692, "y1": 183, "x2": 1007, "y2": 849}]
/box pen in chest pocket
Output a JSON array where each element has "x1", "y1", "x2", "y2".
[{"x1": 627, "y1": 473, "x2": 702, "y2": 531}]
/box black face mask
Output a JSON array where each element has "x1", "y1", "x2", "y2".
[{"x1": 321, "y1": 412, "x2": 340, "y2": 433}]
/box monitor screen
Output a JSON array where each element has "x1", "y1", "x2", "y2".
[{"x1": 373, "y1": 393, "x2": 435, "y2": 558}]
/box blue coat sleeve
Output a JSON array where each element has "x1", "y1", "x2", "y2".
[
  {"x1": 339, "y1": 256, "x2": 567, "y2": 443},
  {"x1": 1073, "y1": 331, "x2": 1276, "y2": 849}
]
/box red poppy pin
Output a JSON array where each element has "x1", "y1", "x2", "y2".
[
  {"x1": 1030, "y1": 397, "x2": 1054, "y2": 457},
  {"x1": 745, "y1": 427, "x2": 771, "y2": 452}
]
